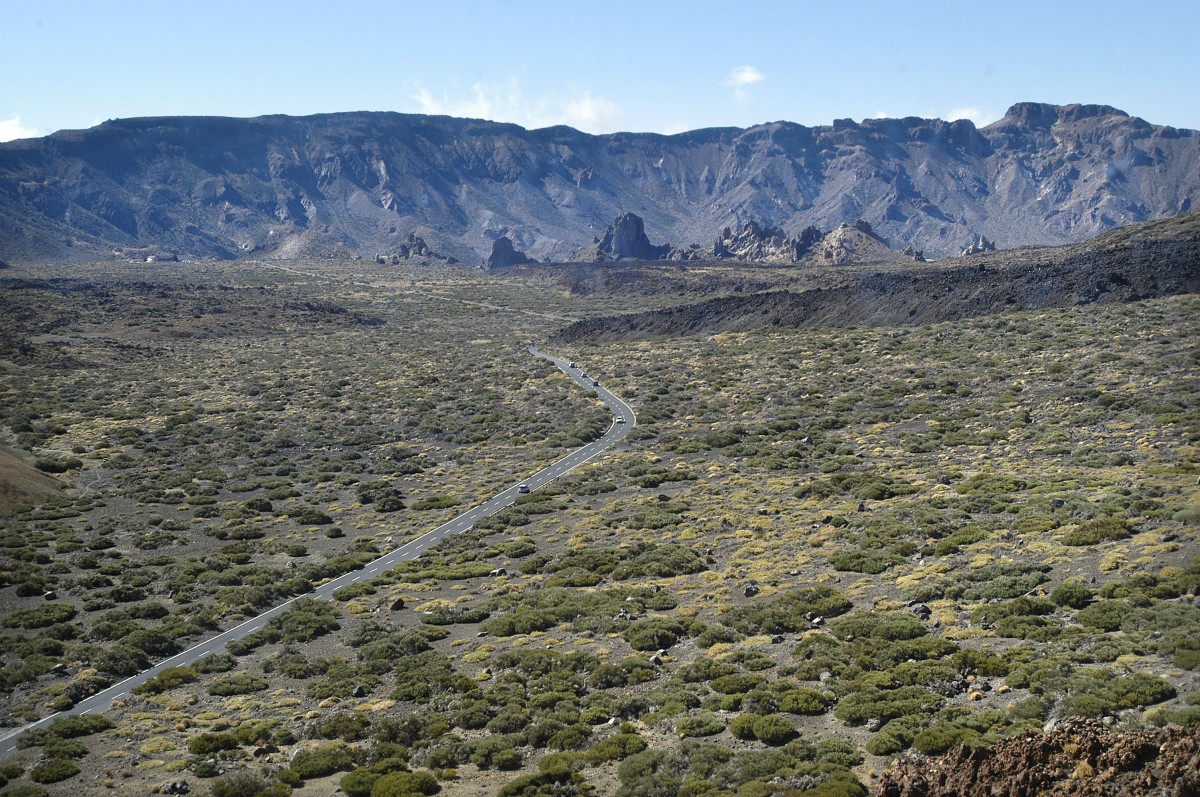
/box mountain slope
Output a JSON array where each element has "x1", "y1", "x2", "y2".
[{"x1": 1, "y1": 104, "x2": 1197, "y2": 263}]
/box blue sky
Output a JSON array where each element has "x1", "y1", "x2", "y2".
[{"x1": 3, "y1": 0, "x2": 1198, "y2": 141}]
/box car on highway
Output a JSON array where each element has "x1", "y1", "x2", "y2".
[
  {"x1": 615, "y1": 416, "x2": 625, "y2": 423},
  {"x1": 592, "y1": 379, "x2": 600, "y2": 386},
  {"x1": 517, "y1": 483, "x2": 530, "y2": 493},
  {"x1": 569, "y1": 361, "x2": 576, "y2": 368}
]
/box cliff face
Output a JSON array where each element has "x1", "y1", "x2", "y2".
[{"x1": 1, "y1": 104, "x2": 1197, "y2": 263}]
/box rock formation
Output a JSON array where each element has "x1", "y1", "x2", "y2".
[
  {"x1": 709, "y1": 221, "x2": 824, "y2": 263},
  {"x1": 816, "y1": 220, "x2": 903, "y2": 264},
  {"x1": 572, "y1": 213, "x2": 671, "y2": 261},
  {"x1": 877, "y1": 717, "x2": 1200, "y2": 797},
  {"x1": 961, "y1": 235, "x2": 997, "y2": 256},
  {"x1": 484, "y1": 236, "x2": 535, "y2": 269},
  {"x1": 375, "y1": 233, "x2": 436, "y2": 264}
]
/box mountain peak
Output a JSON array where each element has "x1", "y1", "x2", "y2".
[{"x1": 995, "y1": 102, "x2": 1131, "y2": 129}]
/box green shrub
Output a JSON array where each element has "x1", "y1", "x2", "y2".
[
  {"x1": 210, "y1": 772, "x2": 292, "y2": 797},
  {"x1": 28, "y1": 758, "x2": 80, "y2": 784},
  {"x1": 779, "y1": 688, "x2": 833, "y2": 715},
  {"x1": 1, "y1": 786, "x2": 48, "y2": 797},
  {"x1": 816, "y1": 737, "x2": 863, "y2": 768},
  {"x1": 675, "y1": 712, "x2": 724, "y2": 738},
  {"x1": 370, "y1": 770, "x2": 440, "y2": 797},
  {"x1": 18, "y1": 714, "x2": 114, "y2": 748},
  {"x1": 828, "y1": 612, "x2": 926, "y2": 641},
  {"x1": 623, "y1": 618, "x2": 688, "y2": 651},
  {"x1": 721, "y1": 586, "x2": 852, "y2": 635},
  {"x1": 1050, "y1": 579, "x2": 1095, "y2": 609},
  {"x1": 470, "y1": 736, "x2": 522, "y2": 770},
  {"x1": 133, "y1": 666, "x2": 198, "y2": 695},
  {"x1": 1077, "y1": 600, "x2": 1131, "y2": 632},
  {"x1": 291, "y1": 742, "x2": 354, "y2": 779},
  {"x1": 749, "y1": 714, "x2": 795, "y2": 745},
  {"x1": 729, "y1": 713, "x2": 794, "y2": 745},
  {"x1": 585, "y1": 733, "x2": 647, "y2": 763},
  {"x1": 1060, "y1": 517, "x2": 1132, "y2": 546},
  {"x1": 833, "y1": 685, "x2": 942, "y2": 724},
  {"x1": 3, "y1": 604, "x2": 77, "y2": 629},
  {"x1": 411, "y1": 496, "x2": 460, "y2": 511},
  {"x1": 912, "y1": 724, "x2": 981, "y2": 755},
  {"x1": 34, "y1": 456, "x2": 83, "y2": 474},
  {"x1": 41, "y1": 737, "x2": 89, "y2": 759},
  {"x1": 188, "y1": 732, "x2": 240, "y2": 755},
  {"x1": 287, "y1": 506, "x2": 334, "y2": 525},
  {"x1": 194, "y1": 653, "x2": 237, "y2": 673},
  {"x1": 209, "y1": 673, "x2": 268, "y2": 696},
  {"x1": 340, "y1": 769, "x2": 381, "y2": 797}
]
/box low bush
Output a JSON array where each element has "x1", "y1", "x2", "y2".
[
  {"x1": 28, "y1": 758, "x2": 80, "y2": 784},
  {"x1": 675, "y1": 712, "x2": 724, "y2": 738},
  {"x1": 585, "y1": 733, "x2": 647, "y2": 763},
  {"x1": 132, "y1": 665, "x2": 198, "y2": 695},
  {"x1": 208, "y1": 673, "x2": 268, "y2": 696},
  {"x1": 1060, "y1": 517, "x2": 1132, "y2": 546},
  {"x1": 290, "y1": 742, "x2": 354, "y2": 779}
]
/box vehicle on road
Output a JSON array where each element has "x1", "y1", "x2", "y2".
[
  {"x1": 592, "y1": 379, "x2": 600, "y2": 386},
  {"x1": 615, "y1": 416, "x2": 625, "y2": 423},
  {"x1": 517, "y1": 483, "x2": 530, "y2": 494},
  {"x1": 569, "y1": 361, "x2": 576, "y2": 368}
]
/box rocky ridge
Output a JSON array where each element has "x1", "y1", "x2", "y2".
[
  {"x1": 554, "y1": 210, "x2": 1200, "y2": 341},
  {"x1": 1, "y1": 103, "x2": 1198, "y2": 264}
]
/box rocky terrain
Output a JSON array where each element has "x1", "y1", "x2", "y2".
[
  {"x1": 555, "y1": 210, "x2": 1200, "y2": 341},
  {"x1": 878, "y1": 718, "x2": 1200, "y2": 797},
  {"x1": 1, "y1": 103, "x2": 1197, "y2": 264}
]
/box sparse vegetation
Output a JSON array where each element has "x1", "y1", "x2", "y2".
[{"x1": 0, "y1": 258, "x2": 1194, "y2": 796}]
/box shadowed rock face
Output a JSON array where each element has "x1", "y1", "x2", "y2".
[
  {"x1": 485, "y1": 236, "x2": 534, "y2": 269},
  {"x1": 570, "y1": 212, "x2": 672, "y2": 262},
  {"x1": 1, "y1": 103, "x2": 1197, "y2": 263}
]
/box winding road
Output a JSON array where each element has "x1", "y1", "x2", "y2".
[{"x1": 0, "y1": 346, "x2": 634, "y2": 757}]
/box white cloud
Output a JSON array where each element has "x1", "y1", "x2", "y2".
[
  {"x1": 562, "y1": 92, "x2": 621, "y2": 132},
  {"x1": 946, "y1": 106, "x2": 1001, "y2": 127},
  {"x1": 0, "y1": 115, "x2": 39, "y2": 142},
  {"x1": 723, "y1": 65, "x2": 766, "y2": 101},
  {"x1": 411, "y1": 79, "x2": 622, "y2": 134}
]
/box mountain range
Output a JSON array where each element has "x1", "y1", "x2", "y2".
[{"x1": 1, "y1": 103, "x2": 1197, "y2": 264}]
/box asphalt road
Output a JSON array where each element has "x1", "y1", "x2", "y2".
[{"x1": 0, "y1": 346, "x2": 634, "y2": 757}]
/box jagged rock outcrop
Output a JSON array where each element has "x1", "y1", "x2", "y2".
[
  {"x1": 961, "y1": 234, "x2": 997, "y2": 256},
  {"x1": 877, "y1": 718, "x2": 1200, "y2": 797},
  {"x1": 816, "y1": 220, "x2": 904, "y2": 264},
  {"x1": 1, "y1": 103, "x2": 1197, "y2": 263},
  {"x1": 571, "y1": 213, "x2": 671, "y2": 261},
  {"x1": 375, "y1": 233, "x2": 443, "y2": 264},
  {"x1": 708, "y1": 221, "x2": 824, "y2": 263},
  {"x1": 485, "y1": 236, "x2": 535, "y2": 269}
]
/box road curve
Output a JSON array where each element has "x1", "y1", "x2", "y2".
[{"x1": 0, "y1": 347, "x2": 634, "y2": 757}]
